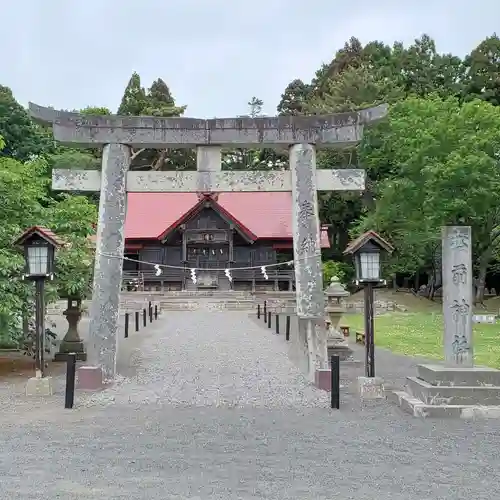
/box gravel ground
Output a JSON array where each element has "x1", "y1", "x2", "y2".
[
  {"x1": 81, "y1": 309, "x2": 330, "y2": 408},
  {"x1": 2, "y1": 309, "x2": 500, "y2": 499}
]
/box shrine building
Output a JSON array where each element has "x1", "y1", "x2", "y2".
[{"x1": 121, "y1": 192, "x2": 330, "y2": 291}]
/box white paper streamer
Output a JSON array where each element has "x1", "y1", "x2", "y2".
[
  {"x1": 190, "y1": 268, "x2": 197, "y2": 284},
  {"x1": 261, "y1": 266, "x2": 269, "y2": 280}
]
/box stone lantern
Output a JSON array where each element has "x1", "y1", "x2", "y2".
[
  {"x1": 54, "y1": 297, "x2": 87, "y2": 361},
  {"x1": 324, "y1": 276, "x2": 352, "y2": 360}
]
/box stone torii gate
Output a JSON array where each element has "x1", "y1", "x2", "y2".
[{"x1": 30, "y1": 103, "x2": 387, "y2": 385}]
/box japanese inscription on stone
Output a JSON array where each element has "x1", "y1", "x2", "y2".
[{"x1": 442, "y1": 226, "x2": 473, "y2": 367}]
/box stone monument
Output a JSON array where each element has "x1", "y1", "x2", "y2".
[
  {"x1": 389, "y1": 226, "x2": 500, "y2": 418},
  {"x1": 30, "y1": 103, "x2": 387, "y2": 387},
  {"x1": 324, "y1": 276, "x2": 352, "y2": 359},
  {"x1": 54, "y1": 298, "x2": 87, "y2": 361}
]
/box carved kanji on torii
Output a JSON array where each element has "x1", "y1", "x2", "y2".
[{"x1": 30, "y1": 103, "x2": 387, "y2": 385}]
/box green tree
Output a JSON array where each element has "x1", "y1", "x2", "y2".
[
  {"x1": 310, "y1": 36, "x2": 364, "y2": 98},
  {"x1": 0, "y1": 155, "x2": 48, "y2": 344},
  {"x1": 248, "y1": 96, "x2": 264, "y2": 118},
  {"x1": 307, "y1": 64, "x2": 404, "y2": 113},
  {"x1": 116, "y1": 72, "x2": 193, "y2": 171},
  {"x1": 45, "y1": 195, "x2": 97, "y2": 299},
  {"x1": 463, "y1": 34, "x2": 500, "y2": 105},
  {"x1": 359, "y1": 96, "x2": 500, "y2": 302},
  {"x1": 0, "y1": 85, "x2": 53, "y2": 161},
  {"x1": 277, "y1": 79, "x2": 311, "y2": 116},
  {"x1": 117, "y1": 72, "x2": 147, "y2": 116},
  {"x1": 144, "y1": 79, "x2": 187, "y2": 117},
  {"x1": 401, "y1": 34, "x2": 465, "y2": 98},
  {"x1": 80, "y1": 106, "x2": 112, "y2": 116}
]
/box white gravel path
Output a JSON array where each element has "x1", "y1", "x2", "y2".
[{"x1": 82, "y1": 308, "x2": 330, "y2": 408}]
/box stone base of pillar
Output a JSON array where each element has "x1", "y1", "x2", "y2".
[
  {"x1": 26, "y1": 376, "x2": 54, "y2": 396},
  {"x1": 358, "y1": 376, "x2": 385, "y2": 399},
  {"x1": 388, "y1": 364, "x2": 500, "y2": 418},
  {"x1": 314, "y1": 368, "x2": 346, "y2": 391},
  {"x1": 77, "y1": 366, "x2": 104, "y2": 390},
  {"x1": 315, "y1": 369, "x2": 331, "y2": 391}
]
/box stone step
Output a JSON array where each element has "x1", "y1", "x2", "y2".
[
  {"x1": 388, "y1": 390, "x2": 500, "y2": 419},
  {"x1": 416, "y1": 364, "x2": 500, "y2": 387},
  {"x1": 406, "y1": 376, "x2": 500, "y2": 406},
  {"x1": 160, "y1": 300, "x2": 256, "y2": 311}
]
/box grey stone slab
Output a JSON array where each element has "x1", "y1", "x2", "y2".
[
  {"x1": 417, "y1": 363, "x2": 500, "y2": 387},
  {"x1": 407, "y1": 376, "x2": 500, "y2": 406},
  {"x1": 442, "y1": 226, "x2": 473, "y2": 366},
  {"x1": 51, "y1": 168, "x2": 366, "y2": 193},
  {"x1": 25, "y1": 376, "x2": 53, "y2": 396},
  {"x1": 52, "y1": 169, "x2": 101, "y2": 191},
  {"x1": 29, "y1": 102, "x2": 388, "y2": 148},
  {"x1": 389, "y1": 390, "x2": 500, "y2": 419},
  {"x1": 316, "y1": 168, "x2": 365, "y2": 191},
  {"x1": 88, "y1": 143, "x2": 130, "y2": 383}
]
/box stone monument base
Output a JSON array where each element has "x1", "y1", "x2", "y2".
[
  {"x1": 77, "y1": 366, "x2": 104, "y2": 390},
  {"x1": 327, "y1": 344, "x2": 353, "y2": 361},
  {"x1": 358, "y1": 376, "x2": 385, "y2": 399},
  {"x1": 26, "y1": 376, "x2": 53, "y2": 396},
  {"x1": 388, "y1": 364, "x2": 500, "y2": 418}
]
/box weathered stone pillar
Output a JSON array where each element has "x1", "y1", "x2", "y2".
[
  {"x1": 88, "y1": 143, "x2": 130, "y2": 383},
  {"x1": 442, "y1": 226, "x2": 473, "y2": 366},
  {"x1": 289, "y1": 143, "x2": 327, "y2": 381}
]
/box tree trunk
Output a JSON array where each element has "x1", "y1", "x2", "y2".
[{"x1": 475, "y1": 248, "x2": 492, "y2": 305}]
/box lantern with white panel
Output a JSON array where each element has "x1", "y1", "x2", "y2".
[
  {"x1": 22, "y1": 232, "x2": 56, "y2": 278},
  {"x1": 14, "y1": 226, "x2": 62, "y2": 395},
  {"x1": 344, "y1": 231, "x2": 394, "y2": 380},
  {"x1": 353, "y1": 239, "x2": 382, "y2": 284}
]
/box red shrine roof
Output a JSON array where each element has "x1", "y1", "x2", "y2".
[{"x1": 124, "y1": 192, "x2": 330, "y2": 247}]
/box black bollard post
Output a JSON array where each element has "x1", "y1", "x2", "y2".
[
  {"x1": 143, "y1": 308, "x2": 147, "y2": 327},
  {"x1": 275, "y1": 314, "x2": 279, "y2": 334},
  {"x1": 64, "y1": 353, "x2": 77, "y2": 409},
  {"x1": 285, "y1": 315, "x2": 290, "y2": 341},
  {"x1": 124, "y1": 313, "x2": 129, "y2": 338},
  {"x1": 264, "y1": 300, "x2": 267, "y2": 318},
  {"x1": 135, "y1": 311, "x2": 139, "y2": 332},
  {"x1": 268, "y1": 311, "x2": 272, "y2": 328},
  {"x1": 331, "y1": 355, "x2": 340, "y2": 410},
  {"x1": 154, "y1": 304, "x2": 158, "y2": 320},
  {"x1": 149, "y1": 306, "x2": 153, "y2": 323},
  {"x1": 257, "y1": 304, "x2": 261, "y2": 319}
]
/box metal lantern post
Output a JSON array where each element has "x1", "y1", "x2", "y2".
[
  {"x1": 14, "y1": 227, "x2": 59, "y2": 378},
  {"x1": 344, "y1": 231, "x2": 394, "y2": 378}
]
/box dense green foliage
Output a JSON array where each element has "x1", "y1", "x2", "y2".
[{"x1": 1, "y1": 32, "x2": 500, "y2": 346}]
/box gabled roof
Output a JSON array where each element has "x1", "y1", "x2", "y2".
[
  {"x1": 13, "y1": 226, "x2": 65, "y2": 248},
  {"x1": 344, "y1": 230, "x2": 394, "y2": 255},
  {"x1": 124, "y1": 192, "x2": 330, "y2": 247},
  {"x1": 158, "y1": 195, "x2": 257, "y2": 243}
]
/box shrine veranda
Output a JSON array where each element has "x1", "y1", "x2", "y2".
[{"x1": 30, "y1": 103, "x2": 388, "y2": 384}]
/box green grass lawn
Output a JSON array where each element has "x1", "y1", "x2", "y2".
[{"x1": 341, "y1": 312, "x2": 500, "y2": 369}]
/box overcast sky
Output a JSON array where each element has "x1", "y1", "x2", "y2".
[{"x1": 1, "y1": 0, "x2": 498, "y2": 117}]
